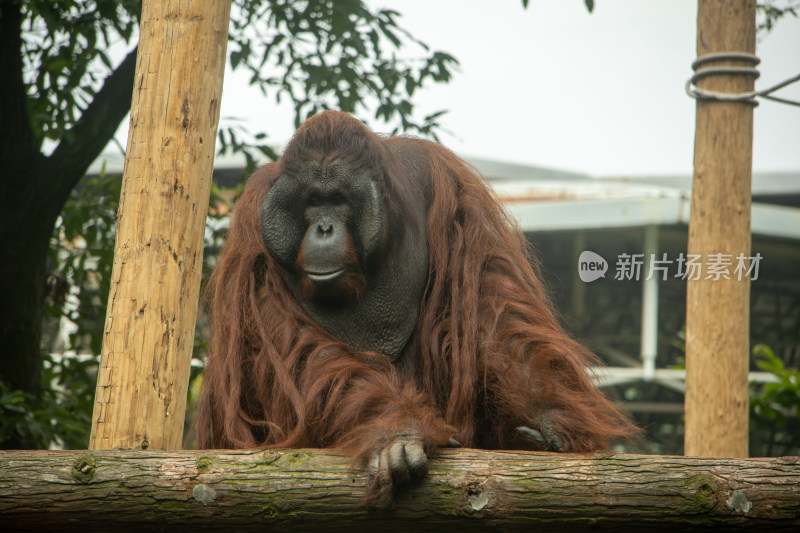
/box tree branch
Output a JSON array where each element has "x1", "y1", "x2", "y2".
[
  {"x1": 45, "y1": 46, "x2": 138, "y2": 210},
  {"x1": 1, "y1": 449, "x2": 798, "y2": 530}
]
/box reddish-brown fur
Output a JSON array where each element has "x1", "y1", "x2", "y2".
[{"x1": 196, "y1": 112, "x2": 637, "y2": 505}]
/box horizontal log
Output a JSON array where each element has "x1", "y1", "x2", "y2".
[{"x1": 1, "y1": 449, "x2": 798, "y2": 531}]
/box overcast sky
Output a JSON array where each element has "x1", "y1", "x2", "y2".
[
  {"x1": 378, "y1": 0, "x2": 800, "y2": 177},
  {"x1": 112, "y1": 1, "x2": 800, "y2": 178}
]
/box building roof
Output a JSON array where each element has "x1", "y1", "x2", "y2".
[
  {"x1": 89, "y1": 150, "x2": 800, "y2": 240},
  {"x1": 468, "y1": 158, "x2": 800, "y2": 241}
]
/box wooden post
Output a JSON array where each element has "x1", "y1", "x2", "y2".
[
  {"x1": 685, "y1": 1, "x2": 756, "y2": 457},
  {"x1": 89, "y1": 0, "x2": 232, "y2": 450}
]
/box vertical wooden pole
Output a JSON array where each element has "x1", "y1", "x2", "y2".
[
  {"x1": 90, "y1": 0, "x2": 232, "y2": 450},
  {"x1": 685, "y1": 0, "x2": 755, "y2": 457}
]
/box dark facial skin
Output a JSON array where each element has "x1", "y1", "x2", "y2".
[{"x1": 260, "y1": 156, "x2": 429, "y2": 361}]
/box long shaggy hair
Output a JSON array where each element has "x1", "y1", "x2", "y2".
[{"x1": 196, "y1": 112, "x2": 637, "y2": 502}]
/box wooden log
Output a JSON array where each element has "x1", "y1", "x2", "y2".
[
  {"x1": 1, "y1": 449, "x2": 798, "y2": 531},
  {"x1": 685, "y1": 0, "x2": 756, "y2": 457},
  {"x1": 89, "y1": 0, "x2": 232, "y2": 450}
]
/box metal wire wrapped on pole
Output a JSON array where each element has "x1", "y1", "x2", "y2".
[{"x1": 686, "y1": 51, "x2": 800, "y2": 106}]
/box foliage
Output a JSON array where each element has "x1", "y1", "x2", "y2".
[
  {"x1": 21, "y1": 1, "x2": 141, "y2": 144},
  {"x1": 757, "y1": 0, "x2": 800, "y2": 33},
  {"x1": 0, "y1": 352, "x2": 95, "y2": 450},
  {"x1": 628, "y1": 331, "x2": 798, "y2": 456},
  {"x1": 217, "y1": 0, "x2": 459, "y2": 173},
  {"x1": 44, "y1": 169, "x2": 120, "y2": 356},
  {"x1": 750, "y1": 344, "x2": 800, "y2": 456},
  {"x1": 22, "y1": 0, "x2": 459, "y2": 165},
  {"x1": 228, "y1": 0, "x2": 456, "y2": 135}
]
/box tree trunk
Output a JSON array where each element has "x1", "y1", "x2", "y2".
[
  {"x1": 1, "y1": 449, "x2": 798, "y2": 531},
  {"x1": 0, "y1": 0, "x2": 41, "y2": 403},
  {"x1": 685, "y1": 0, "x2": 756, "y2": 457},
  {"x1": 0, "y1": 5, "x2": 50, "y2": 449},
  {"x1": 0, "y1": 216, "x2": 51, "y2": 423},
  {"x1": 0, "y1": 4, "x2": 137, "y2": 449}
]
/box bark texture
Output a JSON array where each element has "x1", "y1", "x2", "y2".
[
  {"x1": 1, "y1": 449, "x2": 798, "y2": 531},
  {"x1": 90, "y1": 0, "x2": 231, "y2": 451},
  {"x1": 685, "y1": 0, "x2": 756, "y2": 458}
]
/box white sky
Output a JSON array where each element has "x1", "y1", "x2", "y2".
[
  {"x1": 114, "y1": 0, "x2": 800, "y2": 178},
  {"x1": 386, "y1": 0, "x2": 800, "y2": 176}
]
